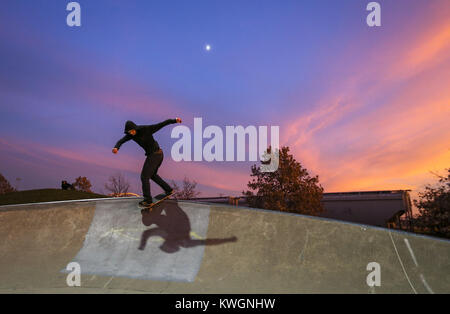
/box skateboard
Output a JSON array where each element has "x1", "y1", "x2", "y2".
[{"x1": 139, "y1": 192, "x2": 174, "y2": 211}]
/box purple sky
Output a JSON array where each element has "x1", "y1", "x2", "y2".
[{"x1": 1, "y1": 0, "x2": 449, "y2": 197}]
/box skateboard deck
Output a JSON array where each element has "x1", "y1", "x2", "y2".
[{"x1": 139, "y1": 192, "x2": 174, "y2": 210}]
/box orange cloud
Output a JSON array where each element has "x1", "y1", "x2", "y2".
[
  {"x1": 401, "y1": 22, "x2": 450, "y2": 77},
  {"x1": 282, "y1": 10, "x2": 450, "y2": 196}
]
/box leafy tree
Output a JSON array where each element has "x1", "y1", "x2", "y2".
[
  {"x1": 0, "y1": 173, "x2": 16, "y2": 195},
  {"x1": 73, "y1": 176, "x2": 93, "y2": 193},
  {"x1": 172, "y1": 177, "x2": 201, "y2": 200},
  {"x1": 413, "y1": 169, "x2": 450, "y2": 239},
  {"x1": 104, "y1": 173, "x2": 130, "y2": 196},
  {"x1": 244, "y1": 146, "x2": 324, "y2": 215}
]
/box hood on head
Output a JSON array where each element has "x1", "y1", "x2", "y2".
[{"x1": 124, "y1": 121, "x2": 138, "y2": 134}]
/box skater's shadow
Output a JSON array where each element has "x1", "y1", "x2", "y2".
[{"x1": 139, "y1": 200, "x2": 237, "y2": 253}]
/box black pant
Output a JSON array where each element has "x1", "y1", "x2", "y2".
[{"x1": 141, "y1": 150, "x2": 172, "y2": 200}]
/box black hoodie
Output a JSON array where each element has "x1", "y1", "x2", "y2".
[{"x1": 114, "y1": 119, "x2": 177, "y2": 155}]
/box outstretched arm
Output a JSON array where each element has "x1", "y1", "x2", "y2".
[
  {"x1": 146, "y1": 118, "x2": 182, "y2": 134},
  {"x1": 112, "y1": 134, "x2": 133, "y2": 153}
]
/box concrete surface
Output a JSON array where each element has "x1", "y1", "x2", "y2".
[
  {"x1": 0, "y1": 198, "x2": 449, "y2": 293},
  {"x1": 69, "y1": 201, "x2": 212, "y2": 282}
]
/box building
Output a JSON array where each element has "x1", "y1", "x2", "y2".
[
  {"x1": 320, "y1": 190, "x2": 413, "y2": 230},
  {"x1": 187, "y1": 190, "x2": 413, "y2": 230}
]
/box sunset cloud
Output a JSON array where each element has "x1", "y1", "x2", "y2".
[{"x1": 283, "y1": 12, "x2": 450, "y2": 193}]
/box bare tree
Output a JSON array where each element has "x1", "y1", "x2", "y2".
[
  {"x1": 171, "y1": 176, "x2": 201, "y2": 200},
  {"x1": 104, "y1": 173, "x2": 130, "y2": 196}
]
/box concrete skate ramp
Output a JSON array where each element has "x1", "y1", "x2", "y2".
[{"x1": 0, "y1": 199, "x2": 449, "y2": 294}]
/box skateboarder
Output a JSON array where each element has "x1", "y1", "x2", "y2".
[{"x1": 112, "y1": 118, "x2": 182, "y2": 207}]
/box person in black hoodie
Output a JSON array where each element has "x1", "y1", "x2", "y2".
[{"x1": 112, "y1": 118, "x2": 182, "y2": 206}]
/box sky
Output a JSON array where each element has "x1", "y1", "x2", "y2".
[{"x1": 0, "y1": 0, "x2": 449, "y2": 198}]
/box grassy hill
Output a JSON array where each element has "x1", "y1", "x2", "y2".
[{"x1": 0, "y1": 189, "x2": 108, "y2": 206}]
